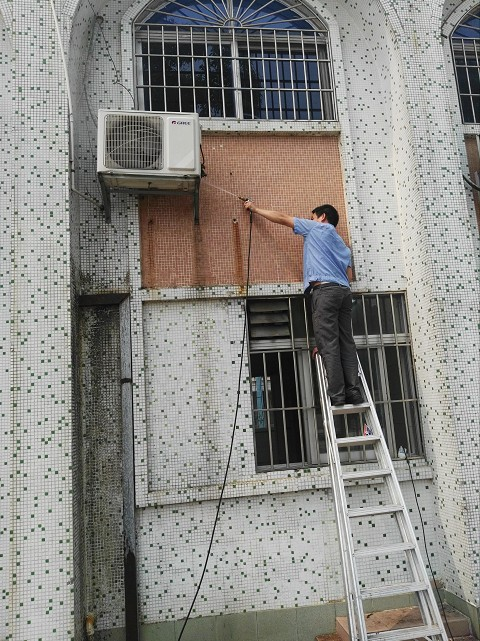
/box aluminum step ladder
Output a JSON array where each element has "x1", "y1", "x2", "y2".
[{"x1": 315, "y1": 354, "x2": 450, "y2": 641}]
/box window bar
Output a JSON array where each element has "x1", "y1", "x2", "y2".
[
  {"x1": 175, "y1": 27, "x2": 182, "y2": 111},
  {"x1": 276, "y1": 351, "x2": 291, "y2": 467},
  {"x1": 360, "y1": 295, "x2": 374, "y2": 399},
  {"x1": 303, "y1": 296, "x2": 313, "y2": 352},
  {"x1": 146, "y1": 26, "x2": 152, "y2": 111},
  {"x1": 300, "y1": 31, "x2": 311, "y2": 120},
  {"x1": 260, "y1": 29, "x2": 269, "y2": 119},
  {"x1": 375, "y1": 294, "x2": 396, "y2": 454},
  {"x1": 236, "y1": 0, "x2": 257, "y2": 22},
  {"x1": 244, "y1": 28, "x2": 255, "y2": 120},
  {"x1": 390, "y1": 293, "x2": 412, "y2": 455},
  {"x1": 190, "y1": 27, "x2": 197, "y2": 117},
  {"x1": 288, "y1": 299, "x2": 306, "y2": 464},
  {"x1": 272, "y1": 30, "x2": 283, "y2": 120},
  {"x1": 287, "y1": 30, "x2": 296, "y2": 120},
  {"x1": 218, "y1": 28, "x2": 227, "y2": 118},
  {"x1": 203, "y1": 27, "x2": 210, "y2": 118},
  {"x1": 262, "y1": 352, "x2": 275, "y2": 470},
  {"x1": 317, "y1": 32, "x2": 334, "y2": 120},
  {"x1": 231, "y1": 28, "x2": 243, "y2": 119},
  {"x1": 162, "y1": 26, "x2": 168, "y2": 111},
  {"x1": 314, "y1": 31, "x2": 324, "y2": 119},
  {"x1": 463, "y1": 38, "x2": 474, "y2": 121}
]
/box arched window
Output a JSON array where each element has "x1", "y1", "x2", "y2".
[
  {"x1": 452, "y1": 6, "x2": 480, "y2": 123},
  {"x1": 134, "y1": 0, "x2": 335, "y2": 120}
]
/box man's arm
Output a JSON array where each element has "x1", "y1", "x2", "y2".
[{"x1": 244, "y1": 200, "x2": 294, "y2": 228}]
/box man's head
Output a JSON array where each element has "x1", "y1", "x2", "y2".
[{"x1": 311, "y1": 204, "x2": 339, "y2": 227}]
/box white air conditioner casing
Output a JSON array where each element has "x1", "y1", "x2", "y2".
[{"x1": 97, "y1": 109, "x2": 201, "y2": 192}]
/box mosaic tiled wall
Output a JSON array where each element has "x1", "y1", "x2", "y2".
[
  {"x1": 1, "y1": 0, "x2": 479, "y2": 640},
  {"x1": 0, "y1": 10, "x2": 13, "y2": 641},
  {"x1": 139, "y1": 135, "x2": 347, "y2": 288},
  {"x1": 0, "y1": 1, "x2": 76, "y2": 639}
]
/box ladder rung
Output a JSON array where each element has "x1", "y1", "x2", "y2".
[
  {"x1": 366, "y1": 624, "x2": 444, "y2": 641},
  {"x1": 336, "y1": 435, "x2": 380, "y2": 447},
  {"x1": 361, "y1": 581, "x2": 429, "y2": 599},
  {"x1": 342, "y1": 468, "x2": 391, "y2": 481},
  {"x1": 332, "y1": 402, "x2": 370, "y2": 415},
  {"x1": 348, "y1": 504, "x2": 403, "y2": 518},
  {"x1": 354, "y1": 541, "x2": 416, "y2": 558}
]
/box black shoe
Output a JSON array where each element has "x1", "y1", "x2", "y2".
[
  {"x1": 345, "y1": 392, "x2": 363, "y2": 405},
  {"x1": 331, "y1": 398, "x2": 345, "y2": 407}
]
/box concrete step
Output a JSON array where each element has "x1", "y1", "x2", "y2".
[{"x1": 332, "y1": 604, "x2": 473, "y2": 641}]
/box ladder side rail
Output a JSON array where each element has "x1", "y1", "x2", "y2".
[
  {"x1": 315, "y1": 355, "x2": 368, "y2": 641},
  {"x1": 357, "y1": 359, "x2": 449, "y2": 641}
]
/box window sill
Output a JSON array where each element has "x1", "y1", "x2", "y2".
[
  {"x1": 463, "y1": 124, "x2": 480, "y2": 135},
  {"x1": 199, "y1": 118, "x2": 341, "y2": 135},
  {"x1": 138, "y1": 458, "x2": 433, "y2": 508}
]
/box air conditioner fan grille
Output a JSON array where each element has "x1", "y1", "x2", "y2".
[{"x1": 104, "y1": 114, "x2": 163, "y2": 170}]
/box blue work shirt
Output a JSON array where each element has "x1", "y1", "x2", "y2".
[{"x1": 293, "y1": 218, "x2": 351, "y2": 291}]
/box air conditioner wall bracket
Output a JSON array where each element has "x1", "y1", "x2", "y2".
[{"x1": 99, "y1": 174, "x2": 201, "y2": 224}]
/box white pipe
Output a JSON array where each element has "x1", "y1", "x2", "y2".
[{"x1": 49, "y1": 0, "x2": 76, "y2": 190}]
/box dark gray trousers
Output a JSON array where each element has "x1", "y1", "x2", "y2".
[{"x1": 311, "y1": 284, "x2": 360, "y2": 403}]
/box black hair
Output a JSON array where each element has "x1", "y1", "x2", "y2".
[{"x1": 311, "y1": 204, "x2": 339, "y2": 227}]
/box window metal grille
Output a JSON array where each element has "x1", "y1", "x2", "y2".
[
  {"x1": 134, "y1": 0, "x2": 335, "y2": 121},
  {"x1": 451, "y1": 8, "x2": 480, "y2": 123},
  {"x1": 247, "y1": 293, "x2": 423, "y2": 472}
]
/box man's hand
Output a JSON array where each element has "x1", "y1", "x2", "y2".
[{"x1": 244, "y1": 199, "x2": 255, "y2": 214}]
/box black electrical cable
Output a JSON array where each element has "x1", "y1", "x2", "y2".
[
  {"x1": 86, "y1": 0, "x2": 135, "y2": 106},
  {"x1": 177, "y1": 208, "x2": 254, "y2": 641},
  {"x1": 403, "y1": 448, "x2": 455, "y2": 641}
]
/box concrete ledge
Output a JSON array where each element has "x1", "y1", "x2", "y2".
[{"x1": 96, "y1": 593, "x2": 479, "y2": 641}]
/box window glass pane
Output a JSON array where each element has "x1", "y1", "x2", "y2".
[
  {"x1": 398, "y1": 346, "x2": 416, "y2": 399},
  {"x1": 165, "y1": 87, "x2": 180, "y2": 111},
  {"x1": 461, "y1": 94, "x2": 475, "y2": 122},
  {"x1": 352, "y1": 297, "x2": 366, "y2": 335},
  {"x1": 285, "y1": 409, "x2": 303, "y2": 463},
  {"x1": 309, "y1": 91, "x2": 323, "y2": 120},
  {"x1": 405, "y1": 401, "x2": 422, "y2": 455},
  {"x1": 364, "y1": 296, "x2": 380, "y2": 335},
  {"x1": 457, "y1": 66, "x2": 469, "y2": 93},
  {"x1": 391, "y1": 402, "x2": 407, "y2": 455},
  {"x1": 392, "y1": 294, "x2": 407, "y2": 333},
  {"x1": 473, "y1": 95, "x2": 480, "y2": 122},
  {"x1": 358, "y1": 348, "x2": 384, "y2": 401},
  {"x1": 385, "y1": 346, "x2": 402, "y2": 401},
  {"x1": 291, "y1": 298, "x2": 307, "y2": 340},
  {"x1": 375, "y1": 403, "x2": 390, "y2": 448},
  {"x1": 469, "y1": 67, "x2": 480, "y2": 94},
  {"x1": 379, "y1": 295, "x2": 394, "y2": 334},
  {"x1": 453, "y1": 42, "x2": 466, "y2": 65},
  {"x1": 254, "y1": 427, "x2": 272, "y2": 467}
]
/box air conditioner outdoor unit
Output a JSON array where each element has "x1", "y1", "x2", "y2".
[{"x1": 97, "y1": 109, "x2": 202, "y2": 220}]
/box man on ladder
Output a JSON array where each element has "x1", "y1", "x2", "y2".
[
  {"x1": 243, "y1": 199, "x2": 362, "y2": 406},
  {"x1": 244, "y1": 199, "x2": 450, "y2": 641}
]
